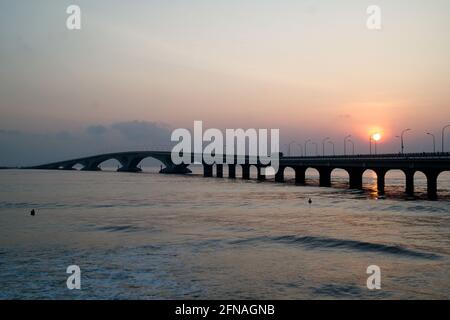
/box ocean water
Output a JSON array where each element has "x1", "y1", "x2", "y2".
[{"x1": 0, "y1": 167, "x2": 449, "y2": 299}]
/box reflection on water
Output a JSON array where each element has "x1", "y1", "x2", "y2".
[{"x1": 0, "y1": 168, "x2": 449, "y2": 299}]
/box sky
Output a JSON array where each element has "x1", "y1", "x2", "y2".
[{"x1": 1, "y1": 0, "x2": 450, "y2": 165}]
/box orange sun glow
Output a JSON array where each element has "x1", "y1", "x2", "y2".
[{"x1": 372, "y1": 133, "x2": 382, "y2": 141}]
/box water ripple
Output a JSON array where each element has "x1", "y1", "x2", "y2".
[
  {"x1": 95, "y1": 225, "x2": 142, "y2": 233},
  {"x1": 231, "y1": 235, "x2": 440, "y2": 260}
]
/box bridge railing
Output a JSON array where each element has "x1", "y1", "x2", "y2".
[{"x1": 283, "y1": 152, "x2": 450, "y2": 160}]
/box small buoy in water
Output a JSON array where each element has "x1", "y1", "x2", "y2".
[
  {"x1": 30, "y1": 209, "x2": 35, "y2": 216},
  {"x1": 308, "y1": 198, "x2": 312, "y2": 205}
]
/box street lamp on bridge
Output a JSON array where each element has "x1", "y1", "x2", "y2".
[
  {"x1": 369, "y1": 133, "x2": 381, "y2": 155},
  {"x1": 297, "y1": 143, "x2": 304, "y2": 157},
  {"x1": 312, "y1": 142, "x2": 319, "y2": 156},
  {"x1": 426, "y1": 132, "x2": 436, "y2": 153},
  {"x1": 400, "y1": 128, "x2": 411, "y2": 154},
  {"x1": 344, "y1": 134, "x2": 351, "y2": 155},
  {"x1": 442, "y1": 125, "x2": 450, "y2": 153},
  {"x1": 322, "y1": 137, "x2": 330, "y2": 156},
  {"x1": 347, "y1": 139, "x2": 355, "y2": 155},
  {"x1": 328, "y1": 140, "x2": 335, "y2": 156},
  {"x1": 288, "y1": 141, "x2": 296, "y2": 156},
  {"x1": 304, "y1": 139, "x2": 311, "y2": 156},
  {"x1": 372, "y1": 133, "x2": 381, "y2": 154}
]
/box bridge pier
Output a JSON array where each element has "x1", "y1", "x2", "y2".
[
  {"x1": 79, "y1": 159, "x2": 102, "y2": 171},
  {"x1": 275, "y1": 167, "x2": 285, "y2": 182},
  {"x1": 242, "y1": 165, "x2": 250, "y2": 180},
  {"x1": 81, "y1": 165, "x2": 101, "y2": 171},
  {"x1": 257, "y1": 166, "x2": 266, "y2": 181},
  {"x1": 318, "y1": 168, "x2": 332, "y2": 187},
  {"x1": 216, "y1": 164, "x2": 223, "y2": 178},
  {"x1": 118, "y1": 166, "x2": 142, "y2": 172},
  {"x1": 294, "y1": 167, "x2": 306, "y2": 184},
  {"x1": 203, "y1": 164, "x2": 213, "y2": 177},
  {"x1": 424, "y1": 170, "x2": 440, "y2": 200},
  {"x1": 228, "y1": 164, "x2": 236, "y2": 179},
  {"x1": 348, "y1": 168, "x2": 364, "y2": 190},
  {"x1": 374, "y1": 168, "x2": 387, "y2": 195},
  {"x1": 116, "y1": 156, "x2": 142, "y2": 173},
  {"x1": 404, "y1": 169, "x2": 415, "y2": 196},
  {"x1": 159, "y1": 164, "x2": 191, "y2": 174}
]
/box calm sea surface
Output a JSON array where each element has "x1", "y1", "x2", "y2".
[{"x1": 1, "y1": 168, "x2": 450, "y2": 299}]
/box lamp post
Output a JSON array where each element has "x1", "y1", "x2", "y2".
[
  {"x1": 347, "y1": 139, "x2": 355, "y2": 155},
  {"x1": 371, "y1": 133, "x2": 381, "y2": 155},
  {"x1": 395, "y1": 135, "x2": 400, "y2": 153},
  {"x1": 297, "y1": 143, "x2": 304, "y2": 157},
  {"x1": 426, "y1": 132, "x2": 436, "y2": 153},
  {"x1": 401, "y1": 128, "x2": 411, "y2": 154},
  {"x1": 288, "y1": 141, "x2": 296, "y2": 156},
  {"x1": 312, "y1": 142, "x2": 319, "y2": 156},
  {"x1": 304, "y1": 139, "x2": 311, "y2": 156},
  {"x1": 328, "y1": 141, "x2": 335, "y2": 156},
  {"x1": 322, "y1": 137, "x2": 330, "y2": 156},
  {"x1": 369, "y1": 135, "x2": 373, "y2": 155},
  {"x1": 442, "y1": 125, "x2": 450, "y2": 153},
  {"x1": 344, "y1": 135, "x2": 351, "y2": 155}
]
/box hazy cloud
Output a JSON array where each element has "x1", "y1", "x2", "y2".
[
  {"x1": 111, "y1": 121, "x2": 172, "y2": 142},
  {"x1": 0, "y1": 129, "x2": 21, "y2": 136},
  {"x1": 0, "y1": 121, "x2": 173, "y2": 166},
  {"x1": 86, "y1": 125, "x2": 107, "y2": 136}
]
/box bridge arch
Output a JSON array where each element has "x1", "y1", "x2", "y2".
[
  {"x1": 133, "y1": 156, "x2": 170, "y2": 173},
  {"x1": 131, "y1": 155, "x2": 190, "y2": 174},
  {"x1": 305, "y1": 167, "x2": 320, "y2": 186},
  {"x1": 283, "y1": 167, "x2": 296, "y2": 183},
  {"x1": 274, "y1": 166, "x2": 308, "y2": 184},
  {"x1": 235, "y1": 164, "x2": 243, "y2": 178},
  {"x1": 436, "y1": 171, "x2": 450, "y2": 199},
  {"x1": 384, "y1": 169, "x2": 408, "y2": 197},
  {"x1": 437, "y1": 170, "x2": 450, "y2": 182},
  {"x1": 72, "y1": 163, "x2": 84, "y2": 170},
  {"x1": 362, "y1": 169, "x2": 378, "y2": 195},
  {"x1": 412, "y1": 171, "x2": 428, "y2": 198},
  {"x1": 249, "y1": 165, "x2": 258, "y2": 179},
  {"x1": 409, "y1": 169, "x2": 447, "y2": 200},
  {"x1": 96, "y1": 158, "x2": 123, "y2": 171},
  {"x1": 330, "y1": 168, "x2": 350, "y2": 188},
  {"x1": 259, "y1": 166, "x2": 276, "y2": 182}
]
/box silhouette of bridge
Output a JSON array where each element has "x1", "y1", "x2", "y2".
[{"x1": 26, "y1": 151, "x2": 450, "y2": 200}]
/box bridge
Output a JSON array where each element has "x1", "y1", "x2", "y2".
[
  {"x1": 25, "y1": 151, "x2": 450, "y2": 200},
  {"x1": 27, "y1": 151, "x2": 192, "y2": 174}
]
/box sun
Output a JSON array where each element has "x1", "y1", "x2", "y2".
[{"x1": 372, "y1": 133, "x2": 381, "y2": 141}]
